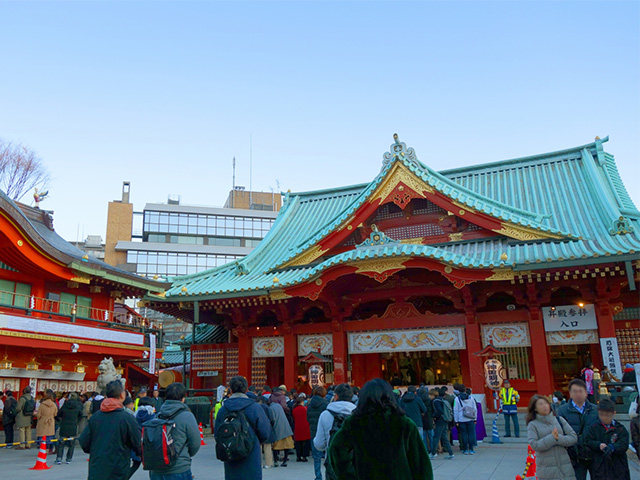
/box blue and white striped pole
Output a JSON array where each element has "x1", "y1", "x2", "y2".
[{"x1": 491, "y1": 407, "x2": 503, "y2": 444}]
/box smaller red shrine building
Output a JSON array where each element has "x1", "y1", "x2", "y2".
[
  {"x1": 150, "y1": 135, "x2": 640, "y2": 409},
  {"x1": 0, "y1": 191, "x2": 166, "y2": 396}
]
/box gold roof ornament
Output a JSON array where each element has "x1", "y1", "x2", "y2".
[{"x1": 500, "y1": 252, "x2": 508, "y2": 261}]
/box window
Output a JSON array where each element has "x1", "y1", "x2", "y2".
[
  {"x1": 0, "y1": 280, "x2": 31, "y2": 308},
  {"x1": 59, "y1": 293, "x2": 92, "y2": 318},
  {"x1": 147, "y1": 234, "x2": 166, "y2": 243}
]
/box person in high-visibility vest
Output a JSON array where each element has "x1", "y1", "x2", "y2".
[{"x1": 499, "y1": 379, "x2": 520, "y2": 437}]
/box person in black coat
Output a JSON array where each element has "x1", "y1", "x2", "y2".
[
  {"x1": 2, "y1": 390, "x2": 17, "y2": 446},
  {"x1": 400, "y1": 386, "x2": 427, "y2": 435},
  {"x1": 418, "y1": 386, "x2": 434, "y2": 451},
  {"x1": 307, "y1": 386, "x2": 329, "y2": 480},
  {"x1": 79, "y1": 381, "x2": 141, "y2": 480},
  {"x1": 584, "y1": 398, "x2": 630, "y2": 480},
  {"x1": 557, "y1": 379, "x2": 599, "y2": 480},
  {"x1": 55, "y1": 392, "x2": 83, "y2": 464}
]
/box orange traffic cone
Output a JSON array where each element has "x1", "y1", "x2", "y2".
[
  {"x1": 515, "y1": 445, "x2": 537, "y2": 480},
  {"x1": 29, "y1": 436, "x2": 51, "y2": 470},
  {"x1": 199, "y1": 423, "x2": 206, "y2": 446}
]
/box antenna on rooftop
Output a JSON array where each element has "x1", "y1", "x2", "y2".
[
  {"x1": 232, "y1": 156, "x2": 236, "y2": 208},
  {"x1": 249, "y1": 134, "x2": 253, "y2": 209}
]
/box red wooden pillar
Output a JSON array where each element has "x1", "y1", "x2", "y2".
[
  {"x1": 332, "y1": 327, "x2": 348, "y2": 385},
  {"x1": 463, "y1": 320, "x2": 485, "y2": 393},
  {"x1": 283, "y1": 332, "x2": 297, "y2": 390},
  {"x1": 237, "y1": 332, "x2": 251, "y2": 380},
  {"x1": 596, "y1": 299, "x2": 616, "y2": 338},
  {"x1": 529, "y1": 307, "x2": 554, "y2": 395}
]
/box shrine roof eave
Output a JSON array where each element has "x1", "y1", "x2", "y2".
[{"x1": 0, "y1": 190, "x2": 167, "y2": 294}]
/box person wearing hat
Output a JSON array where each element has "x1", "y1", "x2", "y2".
[
  {"x1": 622, "y1": 363, "x2": 636, "y2": 386},
  {"x1": 134, "y1": 387, "x2": 148, "y2": 411},
  {"x1": 499, "y1": 380, "x2": 520, "y2": 437}
]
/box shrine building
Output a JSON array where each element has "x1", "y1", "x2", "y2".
[
  {"x1": 0, "y1": 191, "x2": 166, "y2": 395},
  {"x1": 149, "y1": 135, "x2": 640, "y2": 408}
]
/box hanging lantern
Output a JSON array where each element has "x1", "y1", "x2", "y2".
[
  {"x1": 115, "y1": 363, "x2": 124, "y2": 375},
  {"x1": 75, "y1": 361, "x2": 86, "y2": 374},
  {"x1": 0, "y1": 354, "x2": 13, "y2": 369},
  {"x1": 26, "y1": 358, "x2": 40, "y2": 371},
  {"x1": 52, "y1": 359, "x2": 63, "y2": 372}
]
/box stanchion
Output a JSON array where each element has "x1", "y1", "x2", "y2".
[
  {"x1": 199, "y1": 423, "x2": 206, "y2": 446},
  {"x1": 29, "y1": 436, "x2": 51, "y2": 470},
  {"x1": 491, "y1": 408, "x2": 503, "y2": 444}
]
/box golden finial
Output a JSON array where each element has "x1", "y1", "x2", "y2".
[{"x1": 500, "y1": 252, "x2": 508, "y2": 261}]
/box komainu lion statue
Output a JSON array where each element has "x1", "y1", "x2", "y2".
[{"x1": 96, "y1": 357, "x2": 126, "y2": 393}]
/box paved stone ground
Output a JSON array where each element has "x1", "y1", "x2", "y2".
[{"x1": 2, "y1": 437, "x2": 639, "y2": 480}]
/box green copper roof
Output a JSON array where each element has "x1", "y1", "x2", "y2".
[{"x1": 164, "y1": 136, "x2": 640, "y2": 299}]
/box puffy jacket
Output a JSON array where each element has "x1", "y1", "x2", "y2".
[
  {"x1": 57, "y1": 398, "x2": 83, "y2": 437},
  {"x1": 527, "y1": 413, "x2": 577, "y2": 480},
  {"x1": 313, "y1": 400, "x2": 356, "y2": 451},
  {"x1": 453, "y1": 392, "x2": 476, "y2": 423},
  {"x1": 306, "y1": 395, "x2": 329, "y2": 437},
  {"x1": 557, "y1": 400, "x2": 598, "y2": 463},
  {"x1": 400, "y1": 392, "x2": 427, "y2": 428},
  {"x1": 79, "y1": 398, "x2": 141, "y2": 480},
  {"x1": 148, "y1": 400, "x2": 201, "y2": 475}
]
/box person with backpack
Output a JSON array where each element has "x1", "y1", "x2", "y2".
[
  {"x1": 2, "y1": 390, "x2": 17, "y2": 447},
  {"x1": 327, "y1": 378, "x2": 433, "y2": 480},
  {"x1": 526, "y1": 394, "x2": 577, "y2": 480},
  {"x1": 557, "y1": 378, "x2": 599, "y2": 480},
  {"x1": 430, "y1": 388, "x2": 454, "y2": 460},
  {"x1": 313, "y1": 383, "x2": 356, "y2": 479},
  {"x1": 15, "y1": 386, "x2": 35, "y2": 450},
  {"x1": 214, "y1": 375, "x2": 270, "y2": 480},
  {"x1": 400, "y1": 386, "x2": 427, "y2": 437},
  {"x1": 453, "y1": 383, "x2": 477, "y2": 455},
  {"x1": 130, "y1": 396, "x2": 155, "y2": 478},
  {"x1": 55, "y1": 391, "x2": 83, "y2": 464},
  {"x1": 143, "y1": 382, "x2": 201, "y2": 480},
  {"x1": 79, "y1": 380, "x2": 141, "y2": 480}
]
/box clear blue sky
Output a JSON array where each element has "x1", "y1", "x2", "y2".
[{"x1": 1, "y1": 1, "x2": 638, "y2": 241}]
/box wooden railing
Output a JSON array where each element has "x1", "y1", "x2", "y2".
[{"x1": 0, "y1": 291, "x2": 163, "y2": 339}]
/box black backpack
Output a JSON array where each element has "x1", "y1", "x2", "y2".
[
  {"x1": 214, "y1": 408, "x2": 255, "y2": 462},
  {"x1": 141, "y1": 411, "x2": 185, "y2": 471},
  {"x1": 22, "y1": 397, "x2": 35, "y2": 417},
  {"x1": 324, "y1": 410, "x2": 347, "y2": 480}
]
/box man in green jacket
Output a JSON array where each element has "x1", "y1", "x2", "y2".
[
  {"x1": 15, "y1": 386, "x2": 35, "y2": 449},
  {"x1": 80, "y1": 380, "x2": 141, "y2": 480},
  {"x1": 147, "y1": 382, "x2": 201, "y2": 479}
]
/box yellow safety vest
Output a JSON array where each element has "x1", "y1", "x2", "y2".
[{"x1": 500, "y1": 387, "x2": 519, "y2": 405}]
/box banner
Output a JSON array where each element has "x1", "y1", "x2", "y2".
[
  {"x1": 546, "y1": 329, "x2": 599, "y2": 345},
  {"x1": 599, "y1": 337, "x2": 622, "y2": 381},
  {"x1": 542, "y1": 304, "x2": 597, "y2": 331},
  {"x1": 253, "y1": 337, "x2": 285, "y2": 357},
  {"x1": 298, "y1": 334, "x2": 333, "y2": 356},
  {"x1": 149, "y1": 333, "x2": 157, "y2": 375},
  {"x1": 482, "y1": 323, "x2": 531, "y2": 347},
  {"x1": 348, "y1": 327, "x2": 465, "y2": 354}
]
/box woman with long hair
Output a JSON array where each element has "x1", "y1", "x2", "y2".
[
  {"x1": 526, "y1": 394, "x2": 577, "y2": 480},
  {"x1": 327, "y1": 378, "x2": 432, "y2": 480}
]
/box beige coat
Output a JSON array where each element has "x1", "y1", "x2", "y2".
[
  {"x1": 36, "y1": 399, "x2": 58, "y2": 438},
  {"x1": 527, "y1": 412, "x2": 577, "y2": 480}
]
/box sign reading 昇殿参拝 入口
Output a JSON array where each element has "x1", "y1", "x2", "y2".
[{"x1": 542, "y1": 304, "x2": 597, "y2": 332}]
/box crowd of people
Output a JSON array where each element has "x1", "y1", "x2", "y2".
[{"x1": 1, "y1": 368, "x2": 639, "y2": 480}]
